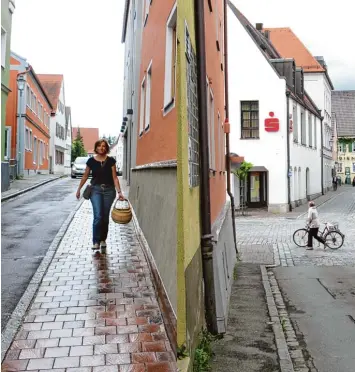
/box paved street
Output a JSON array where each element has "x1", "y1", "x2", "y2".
[
  {"x1": 2, "y1": 200, "x2": 175, "y2": 372},
  {"x1": 234, "y1": 186, "x2": 355, "y2": 372},
  {"x1": 236, "y1": 186, "x2": 355, "y2": 267},
  {"x1": 1, "y1": 178, "x2": 80, "y2": 330}
]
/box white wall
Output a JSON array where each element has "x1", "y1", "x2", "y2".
[
  {"x1": 49, "y1": 80, "x2": 67, "y2": 175},
  {"x1": 290, "y1": 99, "x2": 322, "y2": 202},
  {"x1": 228, "y1": 7, "x2": 289, "y2": 211},
  {"x1": 64, "y1": 111, "x2": 72, "y2": 175}
]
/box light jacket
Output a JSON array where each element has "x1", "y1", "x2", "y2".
[{"x1": 307, "y1": 206, "x2": 320, "y2": 228}]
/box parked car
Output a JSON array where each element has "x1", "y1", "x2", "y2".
[{"x1": 71, "y1": 157, "x2": 90, "y2": 178}]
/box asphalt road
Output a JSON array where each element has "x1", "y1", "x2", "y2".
[
  {"x1": 274, "y1": 266, "x2": 355, "y2": 372},
  {"x1": 1, "y1": 177, "x2": 80, "y2": 331}
]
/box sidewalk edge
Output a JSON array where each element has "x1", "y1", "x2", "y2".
[
  {"x1": 1, "y1": 175, "x2": 66, "y2": 203},
  {"x1": 130, "y1": 208, "x2": 177, "y2": 358},
  {"x1": 1, "y1": 198, "x2": 85, "y2": 362},
  {"x1": 260, "y1": 265, "x2": 294, "y2": 372}
]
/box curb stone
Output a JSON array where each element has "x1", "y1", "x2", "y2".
[
  {"x1": 265, "y1": 268, "x2": 313, "y2": 371},
  {"x1": 1, "y1": 198, "x2": 85, "y2": 362},
  {"x1": 260, "y1": 265, "x2": 294, "y2": 372},
  {"x1": 1, "y1": 175, "x2": 66, "y2": 203}
]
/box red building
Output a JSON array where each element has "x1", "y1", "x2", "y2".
[{"x1": 6, "y1": 52, "x2": 52, "y2": 175}]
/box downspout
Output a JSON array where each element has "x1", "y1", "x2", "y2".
[
  {"x1": 223, "y1": 0, "x2": 238, "y2": 255},
  {"x1": 286, "y1": 91, "x2": 292, "y2": 212},
  {"x1": 320, "y1": 114, "x2": 324, "y2": 195},
  {"x1": 195, "y1": 0, "x2": 218, "y2": 334}
]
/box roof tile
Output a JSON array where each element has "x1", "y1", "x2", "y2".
[
  {"x1": 331, "y1": 91, "x2": 355, "y2": 137},
  {"x1": 37, "y1": 74, "x2": 63, "y2": 112}
]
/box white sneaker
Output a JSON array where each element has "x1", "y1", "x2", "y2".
[
  {"x1": 100, "y1": 241, "x2": 107, "y2": 249},
  {"x1": 92, "y1": 243, "x2": 100, "y2": 250}
]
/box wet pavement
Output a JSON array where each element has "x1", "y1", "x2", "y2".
[
  {"x1": 2, "y1": 201, "x2": 175, "y2": 371},
  {"x1": 1, "y1": 178, "x2": 80, "y2": 330}
]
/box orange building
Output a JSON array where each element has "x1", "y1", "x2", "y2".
[
  {"x1": 135, "y1": 0, "x2": 177, "y2": 165},
  {"x1": 204, "y1": 0, "x2": 227, "y2": 223},
  {"x1": 6, "y1": 52, "x2": 52, "y2": 176}
]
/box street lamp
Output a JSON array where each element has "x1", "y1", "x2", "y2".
[{"x1": 16, "y1": 74, "x2": 26, "y2": 177}]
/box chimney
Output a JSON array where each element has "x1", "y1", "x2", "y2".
[
  {"x1": 295, "y1": 67, "x2": 304, "y2": 98},
  {"x1": 264, "y1": 30, "x2": 270, "y2": 39},
  {"x1": 270, "y1": 58, "x2": 296, "y2": 92},
  {"x1": 256, "y1": 23, "x2": 263, "y2": 31}
]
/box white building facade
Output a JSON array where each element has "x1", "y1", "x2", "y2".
[
  {"x1": 228, "y1": 3, "x2": 322, "y2": 213},
  {"x1": 303, "y1": 64, "x2": 335, "y2": 191},
  {"x1": 64, "y1": 106, "x2": 72, "y2": 175},
  {"x1": 120, "y1": 0, "x2": 143, "y2": 185}
]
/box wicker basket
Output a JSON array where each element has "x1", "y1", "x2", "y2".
[{"x1": 111, "y1": 199, "x2": 132, "y2": 224}]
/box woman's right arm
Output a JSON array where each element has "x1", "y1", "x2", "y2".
[{"x1": 76, "y1": 166, "x2": 91, "y2": 199}]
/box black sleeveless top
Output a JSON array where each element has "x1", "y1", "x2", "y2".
[{"x1": 87, "y1": 156, "x2": 116, "y2": 186}]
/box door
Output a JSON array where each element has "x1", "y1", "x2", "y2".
[{"x1": 247, "y1": 172, "x2": 267, "y2": 207}]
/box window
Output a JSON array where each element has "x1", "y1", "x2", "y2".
[
  {"x1": 47, "y1": 143, "x2": 49, "y2": 159},
  {"x1": 218, "y1": 111, "x2": 224, "y2": 171},
  {"x1": 1, "y1": 28, "x2": 7, "y2": 67},
  {"x1": 163, "y1": 4, "x2": 177, "y2": 112},
  {"x1": 240, "y1": 101, "x2": 259, "y2": 139},
  {"x1": 145, "y1": 62, "x2": 152, "y2": 130},
  {"x1": 26, "y1": 86, "x2": 30, "y2": 106},
  {"x1": 314, "y1": 116, "x2": 317, "y2": 149},
  {"x1": 139, "y1": 77, "x2": 146, "y2": 135},
  {"x1": 308, "y1": 113, "x2": 313, "y2": 147},
  {"x1": 25, "y1": 127, "x2": 29, "y2": 149},
  {"x1": 301, "y1": 110, "x2": 306, "y2": 145},
  {"x1": 33, "y1": 137, "x2": 37, "y2": 163},
  {"x1": 293, "y1": 105, "x2": 298, "y2": 143},
  {"x1": 207, "y1": 86, "x2": 215, "y2": 170},
  {"x1": 29, "y1": 130, "x2": 33, "y2": 151},
  {"x1": 4, "y1": 127, "x2": 10, "y2": 160},
  {"x1": 337, "y1": 162, "x2": 343, "y2": 172},
  {"x1": 338, "y1": 143, "x2": 345, "y2": 153},
  {"x1": 353, "y1": 163, "x2": 355, "y2": 172},
  {"x1": 186, "y1": 24, "x2": 199, "y2": 187}
]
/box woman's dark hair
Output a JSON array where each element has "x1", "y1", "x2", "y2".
[
  {"x1": 309, "y1": 201, "x2": 315, "y2": 207},
  {"x1": 94, "y1": 139, "x2": 110, "y2": 154}
]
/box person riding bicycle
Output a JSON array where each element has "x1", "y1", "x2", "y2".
[{"x1": 306, "y1": 201, "x2": 324, "y2": 250}]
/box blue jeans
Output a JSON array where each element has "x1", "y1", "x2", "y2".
[{"x1": 90, "y1": 185, "x2": 116, "y2": 244}]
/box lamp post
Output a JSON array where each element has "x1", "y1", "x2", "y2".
[{"x1": 17, "y1": 74, "x2": 26, "y2": 177}]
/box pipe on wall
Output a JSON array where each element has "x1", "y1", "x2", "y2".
[
  {"x1": 223, "y1": 0, "x2": 238, "y2": 255},
  {"x1": 194, "y1": 0, "x2": 218, "y2": 334},
  {"x1": 286, "y1": 91, "x2": 292, "y2": 212},
  {"x1": 320, "y1": 114, "x2": 324, "y2": 195}
]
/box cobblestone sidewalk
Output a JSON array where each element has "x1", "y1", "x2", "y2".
[{"x1": 2, "y1": 201, "x2": 176, "y2": 372}]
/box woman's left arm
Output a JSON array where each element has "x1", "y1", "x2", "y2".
[{"x1": 112, "y1": 165, "x2": 124, "y2": 200}]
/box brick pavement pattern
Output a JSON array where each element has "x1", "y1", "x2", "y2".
[
  {"x1": 235, "y1": 187, "x2": 355, "y2": 267},
  {"x1": 2, "y1": 202, "x2": 176, "y2": 372}
]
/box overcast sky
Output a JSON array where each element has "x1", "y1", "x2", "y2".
[{"x1": 11, "y1": 0, "x2": 354, "y2": 136}]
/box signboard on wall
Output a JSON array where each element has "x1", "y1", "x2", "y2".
[{"x1": 265, "y1": 112, "x2": 280, "y2": 132}]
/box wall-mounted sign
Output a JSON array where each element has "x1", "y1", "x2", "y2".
[{"x1": 265, "y1": 112, "x2": 280, "y2": 132}]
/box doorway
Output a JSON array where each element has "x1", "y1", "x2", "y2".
[{"x1": 247, "y1": 171, "x2": 267, "y2": 208}]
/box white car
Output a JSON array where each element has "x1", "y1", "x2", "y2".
[{"x1": 71, "y1": 157, "x2": 90, "y2": 178}]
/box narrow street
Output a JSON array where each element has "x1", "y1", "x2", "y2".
[
  {"x1": 1, "y1": 177, "x2": 80, "y2": 330},
  {"x1": 232, "y1": 186, "x2": 355, "y2": 371}
]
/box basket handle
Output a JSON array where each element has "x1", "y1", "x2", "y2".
[{"x1": 114, "y1": 198, "x2": 130, "y2": 209}]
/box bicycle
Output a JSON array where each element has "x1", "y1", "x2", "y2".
[{"x1": 293, "y1": 222, "x2": 345, "y2": 250}]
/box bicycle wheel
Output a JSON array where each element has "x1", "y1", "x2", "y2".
[
  {"x1": 324, "y1": 230, "x2": 344, "y2": 249},
  {"x1": 293, "y1": 229, "x2": 309, "y2": 247}
]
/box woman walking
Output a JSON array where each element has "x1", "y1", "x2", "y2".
[
  {"x1": 76, "y1": 139, "x2": 125, "y2": 250},
  {"x1": 306, "y1": 201, "x2": 324, "y2": 250}
]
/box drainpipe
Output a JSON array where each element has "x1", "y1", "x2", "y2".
[
  {"x1": 195, "y1": 0, "x2": 218, "y2": 335},
  {"x1": 223, "y1": 0, "x2": 238, "y2": 255},
  {"x1": 286, "y1": 91, "x2": 292, "y2": 212},
  {"x1": 320, "y1": 114, "x2": 324, "y2": 195}
]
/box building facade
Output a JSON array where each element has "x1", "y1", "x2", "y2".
[
  {"x1": 37, "y1": 74, "x2": 67, "y2": 174},
  {"x1": 228, "y1": 4, "x2": 322, "y2": 213},
  {"x1": 332, "y1": 90, "x2": 355, "y2": 184},
  {"x1": 265, "y1": 28, "x2": 336, "y2": 192},
  {"x1": 64, "y1": 106, "x2": 72, "y2": 174},
  {"x1": 1, "y1": 0, "x2": 15, "y2": 191},
  {"x1": 6, "y1": 52, "x2": 52, "y2": 177}
]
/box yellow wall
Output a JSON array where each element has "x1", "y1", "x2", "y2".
[
  {"x1": 337, "y1": 142, "x2": 355, "y2": 184},
  {"x1": 176, "y1": 0, "x2": 201, "y2": 348}
]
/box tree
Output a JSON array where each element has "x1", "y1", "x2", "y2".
[
  {"x1": 71, "y1": 130, "x2": 87, "y2": 162},
  {"x1": 232, "y1": 161, "x2": 253, "y2": 216}
]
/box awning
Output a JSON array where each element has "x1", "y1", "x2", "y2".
[{"x1": 249, "y1": 166, "x2": 268, "y2": 172}]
